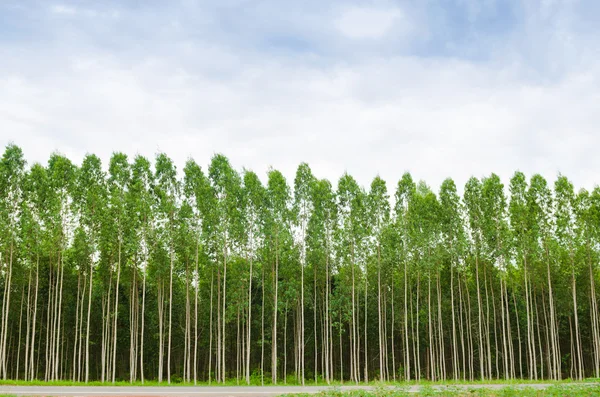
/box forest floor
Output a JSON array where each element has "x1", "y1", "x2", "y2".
[{"x1": 1, "y1": 381, "x2": 600, "y2": 397}]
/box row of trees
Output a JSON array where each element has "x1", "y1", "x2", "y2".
[{"x1": 1, "y1": 144, "x2": 600, "y2": 384}]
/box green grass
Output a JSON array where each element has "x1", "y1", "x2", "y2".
[{"x1": 280, "y1": 384, "x2": 600, "y2": 396}]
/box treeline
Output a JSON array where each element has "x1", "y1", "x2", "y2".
[{"x1": 0, "y1": 144, "x2": 600, "y2": 384}]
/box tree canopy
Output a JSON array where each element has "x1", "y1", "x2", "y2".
[{"x1": 1, "y1": 144, "x2": 599, "y2": 383}]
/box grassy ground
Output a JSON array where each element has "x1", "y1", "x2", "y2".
[{"x1": 281, "y1": 384, "x2": 600, "y2": 396}]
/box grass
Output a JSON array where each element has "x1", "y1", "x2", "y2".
[{"x1": 280, "y1": 383, "x2": 600, "y2": 396}]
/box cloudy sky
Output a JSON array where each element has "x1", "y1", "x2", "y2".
[{"x1": 1, "y1": 0, "x2": 599, "y2": 192}]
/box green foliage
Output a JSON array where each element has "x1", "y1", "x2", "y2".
[{"x1": 2, "y1": 144, "x2": 600, "y2": 385}]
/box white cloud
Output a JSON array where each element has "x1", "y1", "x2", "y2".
[
  {"x1": 334, "y1": 6, "x2": 404, "y2": 39},
  {"x1": 1, "y1": 1, "x2": 600, "y2": 195},
  {"x1": 50, "y1": 4, "x2": 76, "y2": 15},
  {"x1": 2, "y1": 47, "x2": 600, "y2": 192},
  {"x1": 49, "y1": 3, "x2": 119, "y2": 18}
]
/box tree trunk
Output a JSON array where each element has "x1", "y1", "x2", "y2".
[
  {"x1": 112, "y1": 240, "x2": 122, "y2": 383},
  {"x1": 272, "y1": 233, "x2": 278, "y2": 384}
]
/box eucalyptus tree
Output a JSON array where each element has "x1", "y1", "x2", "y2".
[
  {"x1": 74, "y1": 154, "x2": 107, "y2": 382},
  {"x1": 20, "y1": 163, "x2": 46, "y2": 380},
  {"x1": 410, "y1": 182, "x2": 442, "y2": 381},
  {"x1": 0, "y1": 144, "x2": 26, "y2": 379},
  {"x1": 104, "y1": 153, "x2": 131, "y2": 383},
  {"x1": 307, "y1": 178, "x2": 337, "y2": 383},
  {"x1": 175, "y1": 199, "x2": 198, "y2": 383},
  {"x1": 183, "y1": 159, "x2": 212, "y2": 383},
  {"x1": 527, "y1": 174, "x2": 560, "y2": 380},
  {"x1": 265, "y1": 168, "x2": 291, "y2": 384},
  {"x1": 318, "y1": 179, "x2": 337, "y2": 384},
  {"x1": 378, "y1": 218, "x2": 400, "y2": 381},
  {"x1": 587, "y1": 187, "x2": 600, "y2": 377},
  {"x1": 367, "y1": 177, "x2": 390, "y2": 381},
  {"x1": 480, "y1": 174, "x2": 514, "y2": 380},
  {"x1": 241, "y1": 170, "x2": 266, "y2": 384},
  {"x1": 153, "y1": 153, "x2": 180, "y2": 383},
  {"x1": 127, "y1": 156, "x2": 154, "y2": 383},
  {"x1": 6, "y1": 143, "x2": 600, "y2": 382},
  {"x1": 439, "y1": 178, "x2": 467, "y2": 380},
  {"x1": 394, "y1": 173, "x2": 416, "y2": 380},
  {"x1": 509, "y1": 172, "x2": 539, "y2": 379},
  {"x1": 336, "y1": 174, "x2": 368, "y2": 382},
  {"x1": 574, "y1": 187, "x2": 599, "y2": 378},
  {"x1": 44, "y1": 153, "x2": 77, "y2": 381},
  {"x1": 292, "y1": 163, "x2": 315, "y2": 385},
  {"x1": 208, "y1": 154, "x2": 242, "y2": 383},
  {"x1": 464, "y1": 177, "x2": 488, "y2": 380},
  {"x1": 554, "y1": 175, "x2": 583, "y2": 379}
]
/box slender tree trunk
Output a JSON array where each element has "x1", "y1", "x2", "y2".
[
  {"x1": 572, "y1": 266, "x2": 583, "y2": 380},
  {"x1": 30, "y1": 253, "x2": 39, "y2": 381},
  {"x1": 222, "y1": 235, "x2": 228, "y2": 384},
  {"x1": 272, "y1": 233, "x2": 279, "y2": 384},
  {"x1": 72, "y1": 274, "x2": 80, "y2": 381},
  {"x1": 404, "y1": 256, "x2": 410, "y2": 381},
  {"x1": 363, "y1": 267, "x2": 368, "y2": 382},
  {"x1": 1, "y1": 242, "x2": 13, "y2": 380},
  {"x1": 284, "y1": 303, "x2": 287, "y2": 384},
  {"x1": 391, "y1": 274, "x2": 396, "y2": 381},
  {"x1": 16, "y1": 286, "x2": 24, "y2": 380},
  {"x1": 545, "y1": 243, "x2": 559, "y2": 380},
  {"x1": 377, "y1": 243, "x2": 383, "y2": 381},
  {"x1": 351, "y1": 242, "x2": 358, "y2": 383},
  {"x1": 314, "y1": 261, "x2": 318, "y2": 383},
  {"x1": 301, "y1": 218, "x2": 306, "y2": 386},
  {"x1": 85, "y1": 239, "x2": 94, "y2": 383},
  {"x1": 513, "y1": 293, "x2": 523, "y2": 379},
  {"x1": 261, "y1": 268, "x2": 265, "y2": 386},
  {"x1": 588, "y1": 244, "x2": 600, "y2": 378},
  {"x1": 112, "y1": 240, "x2": 122, "y2": 383},
  {"x1": 25, "y1": 262, "x2": 33, "y2": 381},
  {"x1": 451, "y1": 260, "x2": 458, "y2": 381},
  {"x1": 246, "y1": 236, "x2": 253, "y2": 385},
  {"x1": 168, "y1": 235, "x2": 173, "y2": 384},
  {"x1": 194, "y1": 236, "x2": 200, "y2": 384},
  {"x1": 475, "y1": 252, "x2": 484, "y2": 380},
  {"x1": 140, "y1": 266, "x2": 146, "y2": 384},
  {"x1": 208, "y1": 270, "x2": 214, "y2": 384}
]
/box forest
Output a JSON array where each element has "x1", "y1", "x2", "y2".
[{"x1": 0, "y1": 144, "x2": 599, "y2": 385}]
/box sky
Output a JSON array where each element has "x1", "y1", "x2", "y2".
[{"x1": 1, "y1": 0, "x2": 599, "y2": 193}]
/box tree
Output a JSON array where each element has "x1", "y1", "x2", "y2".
[
  {"x1": 153, "y1": 153, "x2": 179, "y2": 384},
  {"x1": 183, "y1": 159, "x2": 212, "y2": 384},
  {"x1": 337, "y1": 174, "x2": 368, "y2": 383},
  {"x1": 464, "y1": 177, "x2": 487, "y2": 380},
  {"x1": 394, "y1": 173, "x2": 416, "y2": 381},
  {"x1": 2, "y1": 144, "x2": 600, "y2": 383},
  {"x1": 439, "y1": 178, "x2": 467, "y2": 380},
  {"x1": 293, "y1": 163, "x2": 314, "y2": 385},
  {"x1": 241, "y1": 170, "x2": 265, "y2": 384},
  {"x1": 127, "y1": 155, "x2": 154, "y2": 383},
  {"x1": 266, "y1": 169, "x2": 291, "y2": 384},
  {"x1": 208, "y1": 154, "x2": 242, "y2": 383},
  {"x1": 0, "y1": 144, "x2": 26, "y2": 379},
  {"x1": 367, "y1": 177, "x2": 390, "y2": 381}
]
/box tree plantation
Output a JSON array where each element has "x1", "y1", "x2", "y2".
[{"x1": 2, "y1": 144, "x2": 600, "y2": 385}]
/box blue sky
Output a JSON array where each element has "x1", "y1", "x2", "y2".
[{"x1": 1, "y1": 0, "x2": 599, "y2": 191}]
